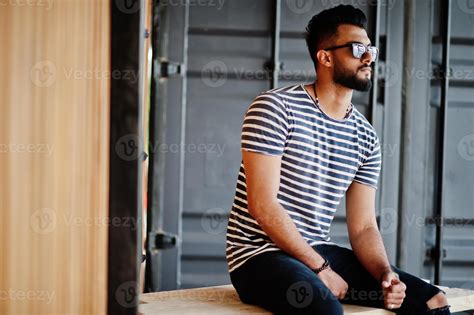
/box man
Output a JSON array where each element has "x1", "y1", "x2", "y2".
[{"x1": 225, "y1": 5, "x2": 451, "y2": 315}]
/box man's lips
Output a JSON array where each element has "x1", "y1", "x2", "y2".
[{"x1": 360, "y1": 67, "x2": 372, "y2": 73}]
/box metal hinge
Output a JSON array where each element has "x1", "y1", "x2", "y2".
[
  {"x1": 156, "y1": 60, "x2": 183, "y2": 78},
  {"x1": 150, "y1": 231, "x2": 178, "y2": 250},
  {"x1": 426, "y1": 247, "x2": 447, "y2": 260}
]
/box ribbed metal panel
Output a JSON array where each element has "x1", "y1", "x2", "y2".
[
  {"x1": 423, "y1": 0, "x2": 474, "y2": 288},
  {"x1": 151, "y1": 0, "x2": 473, "y2": 292}
]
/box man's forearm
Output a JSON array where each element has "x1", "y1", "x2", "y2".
[
  {"x1": 250, "y1": 199, "x2": 326, "y2": 270},
  {"x1": 350, "y1": 227, "x2": 392, "y2": 281}
]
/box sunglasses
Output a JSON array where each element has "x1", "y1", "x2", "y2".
[{"x1": 324, "y1": 42, "x2": 379, "y2": 61}]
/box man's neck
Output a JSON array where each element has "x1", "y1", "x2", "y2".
[{"x1": 312, "y1": 80, "x2": 353, "y2": 120}]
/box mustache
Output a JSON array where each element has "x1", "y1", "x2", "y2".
[{"x1": 359, "y1": 65, "x2": 373, "y2": 71}]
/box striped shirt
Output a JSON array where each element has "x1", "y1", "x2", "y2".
[{"x1": 225, "y1": 83, "x2": 382, "y2": 273}]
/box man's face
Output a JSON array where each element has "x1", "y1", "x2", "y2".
[{"x1": 327, "y1": 24, "x2": 375, "y2": 91}]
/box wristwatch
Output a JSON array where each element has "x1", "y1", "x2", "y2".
[{"x1": 311, "y1": 258, "x2": 330, "y2": 274}]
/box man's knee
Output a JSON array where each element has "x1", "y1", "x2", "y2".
[{"x1": 426, "y1": 291, "x2": 449, "y2": 309}]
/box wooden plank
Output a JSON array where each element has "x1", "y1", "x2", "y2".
[
  {"x1": 139, "y1": 284, "x2": 474, "y2": 315},
  {"x1": 439, "y1": 286, "x2": 474, "y2": 313},
  {"x1": 0, "y1": 2, "x2": 110, "y2": 314}
]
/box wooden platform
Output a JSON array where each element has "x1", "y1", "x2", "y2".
[{"x1": 139, "y1": 284, "x2": 474, "y2": 314}]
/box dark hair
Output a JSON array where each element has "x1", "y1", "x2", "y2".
[{"x1": 304, "y1": 5, "x2": 367, "y2": 69}]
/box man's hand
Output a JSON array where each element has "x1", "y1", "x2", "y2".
[
  {"x1": 317, "y1": 267, "x2": 349, "y2": 299},
  {"x1": 380, "y1": 271, "x2": 406, "y2": 310}
]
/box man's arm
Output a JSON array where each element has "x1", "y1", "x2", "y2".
[
  {"x1": 346, "y1": 181, "x2": 407, "y2": 310},
  {"x1": 244, "y1": 149, "x2": 349, "y2": 298},
  {"x1": 242, "y1": 150, "x2": 326, "y2": 270},
  {"x1": 345, "y1": 181, "x2": 392, "y2": 281}
]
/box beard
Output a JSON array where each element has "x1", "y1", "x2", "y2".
[{"x1": 333, "y1": 62, "x2": 373, "y2": 92}]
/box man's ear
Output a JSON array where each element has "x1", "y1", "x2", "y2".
[{"x1": 316, "y1": 50, "x2": 332, "y2": 68}]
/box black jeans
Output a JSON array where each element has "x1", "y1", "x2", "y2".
[{"x1": 230, "y1": 244, "x2": 451, "y2": 315}]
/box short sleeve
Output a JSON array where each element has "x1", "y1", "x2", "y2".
[
  {"x1": 241, "y1": 92, "x2": 289, "y2": 156},
  {"x1": 353, "y1": 135, "x2": 382, "y2": 189}
]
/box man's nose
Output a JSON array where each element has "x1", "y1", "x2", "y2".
[{"x1": 361, "y1": 51, "x2": 374, "y2": 65}]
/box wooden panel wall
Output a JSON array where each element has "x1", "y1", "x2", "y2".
[{"x1": 0, "y1": 1, "x2": 110, "y2": 314}]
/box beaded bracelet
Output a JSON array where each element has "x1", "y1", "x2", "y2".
[{"x1": 311, "y1": 258, "x2": 330, "y2": 274}]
